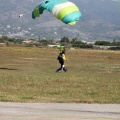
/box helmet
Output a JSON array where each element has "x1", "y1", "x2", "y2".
[{"x1": 62, "y1": 50, "x2": 65, "y2": 54}]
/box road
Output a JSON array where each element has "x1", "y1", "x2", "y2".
[{"x1": 0, "y1": 102, "x2": 120, "y2": 120}]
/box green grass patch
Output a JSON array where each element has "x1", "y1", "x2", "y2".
[{"x1": 0, "y1": 47, "x2": 120, "y2": 103}]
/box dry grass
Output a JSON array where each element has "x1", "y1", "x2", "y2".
[{"x1": 0, "y1": 47, "x2": 120, "y2": 103}]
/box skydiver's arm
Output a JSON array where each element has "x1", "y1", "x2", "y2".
[{"x1": 62, "y1": 54, "x2": 67, "y2": 61}]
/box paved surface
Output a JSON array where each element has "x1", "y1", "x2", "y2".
[{"x1": 0, "y1": 102, "x2": 120, "y2": 120}]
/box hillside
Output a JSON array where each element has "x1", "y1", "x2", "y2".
[{"x1": 0, "y1": 0, "x2": 120, "y2": 41}]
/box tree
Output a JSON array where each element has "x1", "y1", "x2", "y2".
[
  {"x1": 8, "y1": 38, "x2": 16, "y2": 42},
  {"x1": 60, "y1": 36, "x2": 69, "y2": 44},
  {"x1": 95, "y1": 41, "x2": 111, "y2": 46},
  {"x1": 70, "y1": 38, "x2": 77, "y2": 44},
  {"x1": 0, "y1": 36, "x2": 8, "y2": 43},
  {"x1": 112, "y1": 39, "x2": 116, "y2": 44},
  {"x1": 39, "y1": 40, "x2": 49, "y2": 46}
]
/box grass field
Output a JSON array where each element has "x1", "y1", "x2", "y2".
[{"x1": 0, "y1": 47, "x2": 120, "y2": 103}]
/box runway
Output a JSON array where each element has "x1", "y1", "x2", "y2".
[{"x1": 0, "y1": 102, "x2": 120, "y2": 120}]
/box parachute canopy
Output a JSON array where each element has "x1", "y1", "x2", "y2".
[
  {"x1": 57, "y1": 45, "x2": 64, "y2": 50},
  {"x1": 32, "y1": 0, "x2": 82, "y2": 26}
]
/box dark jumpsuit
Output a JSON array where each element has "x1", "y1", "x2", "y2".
[{"x1": 56, "y1": 52, "x2": 67, "y2": 72}]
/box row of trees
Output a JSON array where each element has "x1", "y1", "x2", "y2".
[
  {"x1": 95, "y1": 39, "x2": 120, "y2": 46},
  {"x1": 60, "y1": 37, "x2": 93, "y2": 48},
  {"x1": 0, "y1": 36, "x2": 120, "y2": 49},
  {"x1": 60, "y1": 37, "x2": 120, "y2": 49},
  {"x1": 0, "y1": 36, "x2": 24, "y2": 44}
]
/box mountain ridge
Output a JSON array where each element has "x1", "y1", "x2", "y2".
[{"x1": 0, "y1": 0, "x2": 120, "y2": 41}]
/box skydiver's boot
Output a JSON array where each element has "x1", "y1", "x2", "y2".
[
  {"x1": 56, "y1": 68, "x2": 61, "y2": 72},
  {"x1": 63, "y1": 67, "x2": 67, "y2": 72}
]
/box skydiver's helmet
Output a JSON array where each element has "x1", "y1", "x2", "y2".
[{"x1": 62, "y1": 50, "x2": 65, "y2": 54}]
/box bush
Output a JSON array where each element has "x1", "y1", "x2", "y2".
[{"x1": 108, "y1": 46, "x2": 120, "y2": 50}]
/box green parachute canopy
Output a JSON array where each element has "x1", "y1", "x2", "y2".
[
  {"x1": 57, "y1": 45, "x2": 64, "y2": 50},
  {"x1": 32, "y1": 0, "x2": 82, "y2": 26}
]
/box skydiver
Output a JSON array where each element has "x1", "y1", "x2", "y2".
[{"x1": 56, "y1": 49, "x2": 67, "y2": 72}]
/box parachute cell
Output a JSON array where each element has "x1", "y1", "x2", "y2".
[{"x1": 32, "y1": 0, "x2": 81, "y2": 26}]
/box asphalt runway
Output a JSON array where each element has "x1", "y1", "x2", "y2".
[{"x1": 0, "y1": 102, "x2": 120, "y2": 120}]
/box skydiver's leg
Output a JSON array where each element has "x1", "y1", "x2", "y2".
[
  {"x1": 56, "y1": 62, "x2": 63, "y2": 72},
  {"x1": 61, "y1": 61, "x2": 67, "y2": 72},
  {"x1": 62, "y1": 65, "x2": 67, "y2": 72},
  {"x1": 63, "y1": 67, "x2": 67, "y2": 72},
  {"x1": 56, "y1": 61, "x2": 67, "y2": 72},
  {"x1": 56, "y1": 67, "x2": 62, "y2": 72}
]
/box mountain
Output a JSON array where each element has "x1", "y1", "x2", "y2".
[{"x1": 0, "y1": 0, "x2": 120, "y2": 41}]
